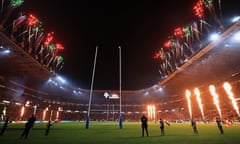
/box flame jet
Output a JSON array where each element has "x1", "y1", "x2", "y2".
[
  {"x1": 209, "y1": 85, "x2": 222, "y2": 118},
  {"x1": 186, "y1": 90, "x2": 192, "y2": 120},
  {"x1": 194, "y1": 88, "x2": 205, "y2": 120},
  {"x1": 223, "y1": 82, "x2": 240, "y2": 117}
]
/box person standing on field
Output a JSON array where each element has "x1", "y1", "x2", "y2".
[
  {"x1": 20, "y1": 114, "x2": 36, "y2": 139},
  {"x1": 216, "y1": 117, "x2": 224, "y2": 134},
  {"x1": 45, "y1": 120, "x2": 52, "y2": 136},
  {"x1": 159, "y1": 118, "x2": 165, "y2": 136},
  {"x1": 0, "y1": 117, "x2": 9, "y2": 136},
  {"x1": 191, "y1": 119, "x2": 198, "y2": 135},
  {"x1": 141, "y1": 115, "x2": 148, "y2": 137}
]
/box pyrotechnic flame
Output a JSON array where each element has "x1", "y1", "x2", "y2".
[
  {"x1": 209, "y1": 85, "x2": 222, "y2": 118},
  {"x1": 223, "y1": 82, "x2": 240, "y2": 117},
  {"x1": 20, "y1": 106, "x2": 25, "y2": 118},
  {"x1": 186, "y1": 90, "x2": 192, "y2": 119},
  {"x1": 147, "y1": 105, "x2": 156, "y2": 121},
  {"x1": 194, "y1": 88, "x2": 205, "y2": 120}
]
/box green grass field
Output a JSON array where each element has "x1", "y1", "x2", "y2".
[{"x1": 0, "y1": 121, "x2": 240, "y2": 144}]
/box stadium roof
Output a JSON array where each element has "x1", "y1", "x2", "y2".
[{"x1": 0, "y1": 31, "x2": 54, "y2": 88}]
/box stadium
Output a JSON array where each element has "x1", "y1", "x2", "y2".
[{"x1": 0, "y1": 0, "x2": 240, "y2": 127}]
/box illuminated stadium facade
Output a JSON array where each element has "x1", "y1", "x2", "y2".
[{"x1": 0, "y1": 0, "x2": 240, "y2": 122}]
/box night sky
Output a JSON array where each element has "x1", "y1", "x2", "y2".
[{"x1": 22, "y1": 0, "x2": 239, "y2": 90}]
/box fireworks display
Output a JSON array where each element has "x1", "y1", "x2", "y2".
[
  {"x1": 193, "y1": 0, "x2": 204, "y2": 19},
  {"x1": 10, "y1": 0, "x2": 24, "y2": 8},
  {"x1": 0, "y1": 0, "x2": 226, "y2": 82},
  {"x1": 154, "y1": 0, "x2": 223, "y2": 77},
  {"x1": 0, "y1": 0, "x2": 64, "y2": 73},
  {"x1": 27, "y1": 14, "x2": 38, "y2": 26}
]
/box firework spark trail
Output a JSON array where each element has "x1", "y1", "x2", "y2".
[
  {"x1": 209, "y1": 85, "x2": 222, "y2": 118},
  {"x1": 186, "y1": 90, "x2": 192, "y2": 119},
  {"x1": 194, "y1": 88, "x2": 205, "y2": 120},
  {"x1": 223, "y1": 82, "x2": 240, "y2": 117}
]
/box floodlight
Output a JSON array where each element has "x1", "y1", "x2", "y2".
[
  {"x1": 232, "y1": 16, "x2": 240, "y2": 23},
  {"x1": 209, "y1": 32, "x2": 220, "y2": 41},
  {"x1": 233, "y1": 31, "x2": 240, "y2": 41}
]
